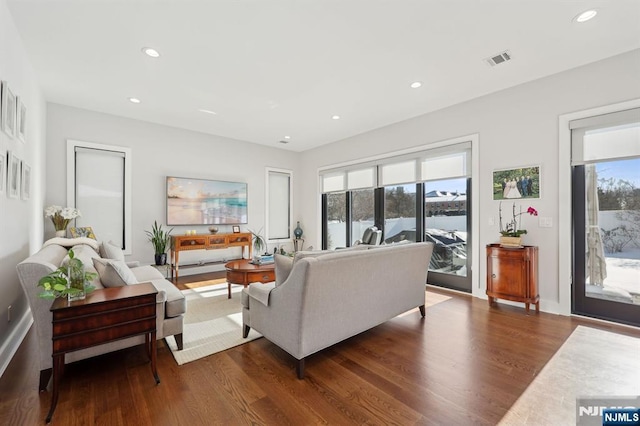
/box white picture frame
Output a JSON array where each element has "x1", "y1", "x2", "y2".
[
  {"x1": 0, "y1": 151, "x2": 6, "y2": 195},
  {"x1": 16, "y1": 97, "x2": 26, "y2": 142},
  {"x1": 7, "y1": 151, "x2": 20, "y2": 199},
  {"x1": 21, "y1": 161, "x2": 31, "y2": 200},
  {"x1": 1, "y1": 81, "x2": 17, "y2": 138}
]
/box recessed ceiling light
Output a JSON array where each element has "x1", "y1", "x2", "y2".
[
  {"x1": 284, "y1": 135, "x2": 291, "y2": 139},
  {"x1": 410, "y1": 81, "x2": 422, "y2": 89},
  {"x1": 574, "y1": 9, "x2": 597, "y2": 23},
  {"x1": 142, "y1": 47, "x2": 160, "y2": 58},
  {"x1": 332, "y1": 115, "x2": 341, "y2": 120},
  {"x1": 128, "y1": 97, "x2": 141, "y2": 104},
  {"x1": 198, "y1": 109, "x2": 217, "y2": 115}
]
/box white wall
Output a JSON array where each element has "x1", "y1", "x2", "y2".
[
  {"x1": 0, "y1": 0, "x2": 46, "y2": 376},
  {"x1": 45, "y1": 103, "x2": 300, "y2": 267},
  {"x1": 298, "y1": 49, "x2": 640, "y2": 315}
]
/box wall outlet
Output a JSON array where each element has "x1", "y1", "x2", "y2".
[
  {"x1": 539, "y1": 217, "x2": 553, "y2": 228},
  {"x1": 7, "y1": 305, "x2": 11, "y2": 323}
]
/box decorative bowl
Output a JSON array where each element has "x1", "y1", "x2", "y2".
[{"x1": 208, "y1": 226, "x2": 219, "y2": 234}]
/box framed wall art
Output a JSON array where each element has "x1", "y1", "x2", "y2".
[
  {"x1": 17, "y1": 97, "x2": 26, "y2": 142},
  {"x1": 7, "y1": 151, "x2": 20, "y2": 199},
  {"x1": 1, "y1": 81, "x2": 17, "y2": 138},
  {"x1": 492, "y1": 165, "x2": 541, "y2": 200},
  {"x1": 0, "y1": 151, "x2": 6, "y2": 195},
  {"x1": 21, "y1": 161, "x2": 31, "y2": 200}
]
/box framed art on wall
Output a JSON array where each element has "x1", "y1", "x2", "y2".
[
  {"x1": 21, "y1": 161, "x2": 31, "y2": 200},
  {"x1": 17, "y1": 97, "x2": 26, "y2": 142},
  {"x1": 492, "y1": 165, "x2": 541, "y2": 200},
  {"x1": 1, "y1": 81, "x2": 17, "y2": 138},
  {"x1": 0, "y1": 151, "x2": 6, "y2": 195},
  {"x1": 7, "y1": 151, "x2": 20, "y2": 199}
]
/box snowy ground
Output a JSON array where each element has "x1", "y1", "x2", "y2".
[{"x1": 587, "y1": 247, "x2": 640, "y2": 305}]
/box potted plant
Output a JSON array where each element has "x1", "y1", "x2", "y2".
[
  {"x1": 145, "y1": 220, "x2": 173, "y2": 265},
  {"x1": 499, "y1": 202, "x2": 538, "y2": 247},
  {"x1": 248, "y1": 228, "x2": 267, "y2": 258},
  {"x1": 38, "y1": 249, "x2": 97, "y2": 301}
]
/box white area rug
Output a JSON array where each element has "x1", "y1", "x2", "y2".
[
  {"x1": 165, "y1": 284, "x2": 451, "y2": 366},
  {"x1": 165, "y1": 283, "x2": 262, "y2": 365},
  {"x1": 499, "y1": 325, "x2": 640, "y2": 425}
]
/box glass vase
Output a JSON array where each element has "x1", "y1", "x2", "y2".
[{"x1": 67, "y1": 258, "x2": 86, "y2": 301}]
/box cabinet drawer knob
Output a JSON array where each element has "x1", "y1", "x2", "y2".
[{"x1": 492, "y1": 274, "x2": 496, "y2": 278}]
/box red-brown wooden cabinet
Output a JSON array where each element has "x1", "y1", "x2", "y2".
[{"x1": 486, "y1": 244, "x2": 539, "y2": 313}]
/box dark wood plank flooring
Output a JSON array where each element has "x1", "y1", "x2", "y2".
[{"x1": 1, "y1": 276, "x2": 638, "y2": 425}]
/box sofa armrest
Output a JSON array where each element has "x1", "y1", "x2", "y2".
[{"x1": 248, "y1": 282, "x2": 275, "y2": 306}]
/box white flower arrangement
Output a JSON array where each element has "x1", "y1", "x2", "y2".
[{"x1": 44, "y1": 205, "x2": 81, "y2": 231}]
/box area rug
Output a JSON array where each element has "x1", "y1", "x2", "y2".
[
  {"x1": 498, "y1": 326, "x2": 640, "y2": 425},
  {"x1": 165, "y1": 283, "x2": 262, "y2": 365},
  {"x1": 166, "y1": 285, "x2": 452, "y2": 366}
]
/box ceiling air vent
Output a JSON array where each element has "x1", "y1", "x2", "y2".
[{"x1": 485, "y1": 50, "x2": 512, "y2": 67}]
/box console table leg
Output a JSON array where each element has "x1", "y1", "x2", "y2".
[
  {"x1": 150, "y1": 331, "x2": 160, "y2": 384},
  {"x1": 46, "y1": 355, "x2": 64, "y2": 423}
]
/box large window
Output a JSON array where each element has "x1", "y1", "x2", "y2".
[
  {"x1": 67, "y1": 140, "x2": 132, "y2": 254},
  {"x1": 266, "y1": 168, "x2": 293, "y2": 241},
  {"x1": 320, "y1": 141, "x2": 472, "y2": 292}
]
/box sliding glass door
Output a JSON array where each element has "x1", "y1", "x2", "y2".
[{"x1": 571, "y1": 109, "x2": 640, "y2": 326}]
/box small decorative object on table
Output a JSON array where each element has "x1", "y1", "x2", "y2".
[
  {"x1": 37, "y1": 249, "x2": 97, "y2": 301},
  {"x1": 44, "y1": 205, "x2": 81, "y2": 238},
  {"x1": 69, "y1": 226, "x2": 96, "y2": 239},
  {"x1": 294, "y1": 221, "x2": 303, "y2": 239},
  {"x1": 208, "y1": 226, "x2": 219, "y2": 234},
  {"x1": 499, "y1": 202, "x2": 538, "y2": 247}
]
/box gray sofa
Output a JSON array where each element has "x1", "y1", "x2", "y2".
[
  {"x1": 241, "y1": 241, "x2": 434, "y2": 378},
  {"x1": 16, "y1": 238, "x2": 186, "y2": 391}
]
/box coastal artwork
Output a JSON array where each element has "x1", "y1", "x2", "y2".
[
  {"x1": 493, "y1": 166, "x2": 541, "y2": 200},
  {"x1": 166, "y1": 176, "x2": 248, "y2": 225}
]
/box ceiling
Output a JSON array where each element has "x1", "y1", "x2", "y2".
[{"x1": 6, "y1": 0, "x2": 640, "y2": 152}]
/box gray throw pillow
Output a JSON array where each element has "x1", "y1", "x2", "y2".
[
  {"x1": 93, "y1": 258, "x2": 138, "y2": 287},
  {"x1": 100, "y1": 240, "x2": 125, "y2": 261},
  {"x1": 274, "y1": 254, "x2": 294, "y2": 286}
]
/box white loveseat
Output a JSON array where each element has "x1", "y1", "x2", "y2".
[
  {"x1": 16, "y1": 238, "x2": 186, "y2": 391},
  {"x1": 241, "y1": 241, "x2": 434, "y2": 378}
]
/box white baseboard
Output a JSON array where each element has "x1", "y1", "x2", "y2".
[{"x1": 0, "y1": 310, "x2": 33, "y2": 379}]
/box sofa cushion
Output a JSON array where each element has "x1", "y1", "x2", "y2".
[
  {"x1": 100, "y1": 240, "x2": 125, "y2": 261},
  {"x1": 93, "y1": 258, "x2": 138, "y2": 287},
  {"x1": 150, "y1": 279, "x2": 186, "y2": 318},
  {"x1": 130, "y1": 265, "x2": 165, "y2": 282},
  {"x1": 274, "y1": 254, "x2": 293, "y2": 286}
]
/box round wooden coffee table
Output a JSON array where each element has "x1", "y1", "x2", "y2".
[{"x1": 225, "y1": 259, "x2": 275, "y2": 298}]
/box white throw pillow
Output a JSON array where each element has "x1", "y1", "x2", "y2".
[
  {"x1": 93, "y1": 258, "x2": 138, "y2": 288},
  {"x1": 100, "y1": 240, "x2": 125, "y2": 261}
]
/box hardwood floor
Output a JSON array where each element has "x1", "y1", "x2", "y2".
[{"x1": 1, "y1": 280, "x2": 638, "y2": 425}]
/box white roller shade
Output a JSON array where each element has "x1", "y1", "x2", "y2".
[
  {"x1": 347, "y1": 167, "x2": 375, "y2": 190},
  {"x1": 267, "y1": 170, "x2": 291, "y2": 240},
  {"x1": 571, "y1": 108, "x2": 640, "y2": 165},
  {"x1": 421, "y1": 151, "x2": 469, "y2": 181},
  {"x1": 322, "y1": 172, "x2": 345, "y2": 193},
  {"x1": 380, "y1": 160, "x2": 416, "y2": 186}
]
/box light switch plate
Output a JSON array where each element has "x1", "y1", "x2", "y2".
[{"x1": 539, "y1": 217, "x2": 553, "y2": 228}]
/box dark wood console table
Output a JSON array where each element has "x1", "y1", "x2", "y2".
[{"x1": 47, "y1": 283, "x2": 159, "y2": 423}]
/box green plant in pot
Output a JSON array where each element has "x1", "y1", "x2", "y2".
[
  {"x1": 145, "y1": 220, "x2": 173, "y2": 265},
  {"x1": 38, "y1": 249, "x2": 97, "y2": 301},
  {"x1": 248, "y1": 228, "x2": 267, "y2": 258}
]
